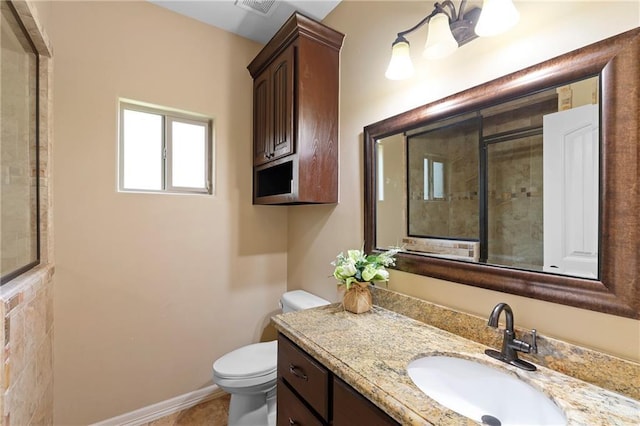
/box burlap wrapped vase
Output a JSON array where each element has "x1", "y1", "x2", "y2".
[{"x1": 341, "y1": 281, "x2": 372, "y2": 314}]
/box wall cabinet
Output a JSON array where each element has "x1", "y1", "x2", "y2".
[
  {"x1": 252, "y1": 46, "x2": 294, "y2": 167},
  {"x1": 247, "y1": 13, "x2": 344, "y2": 205},
  {"x1": 277, "y1": 334, "x2": 399, "y2": 426}
]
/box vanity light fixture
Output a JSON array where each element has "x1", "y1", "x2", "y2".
[{"x1": 385, "y1": 0, "x2": 520, "y2": 80}]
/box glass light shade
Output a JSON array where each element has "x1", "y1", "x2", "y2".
[
  {"x1": 423, "y1": 13, "x2": 458, "y2": 60},
  {"x1": 475, "y1": 0, "x2": 520, "y2": 37},
  {"x1": 385, "y1": 40, "x2": 414, "y2": 80}
]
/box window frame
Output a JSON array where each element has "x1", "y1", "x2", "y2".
[{"x1": 118, "y1": 101, "x2": 213, "y2": 195}]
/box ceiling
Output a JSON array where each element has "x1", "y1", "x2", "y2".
[{"x1": 148, "y1": 0, "x2": 342, "y2": 44}]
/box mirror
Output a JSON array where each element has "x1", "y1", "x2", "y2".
[
  {"x1": 377, "y1": 76, "x2": 599, "y2": 278},
  {"x1": 364, "y1": 28, "x2": 639, "y2": 319}
]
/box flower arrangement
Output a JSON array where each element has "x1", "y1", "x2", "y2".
[{"x1": 331, "y1": 247, "x2": 401, "y2": 290}]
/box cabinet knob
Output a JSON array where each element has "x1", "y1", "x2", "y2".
[{"x1": 288, "y1": 418, "x2": 297, "y2": 425}]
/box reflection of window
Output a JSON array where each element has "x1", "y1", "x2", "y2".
[
  {"x1": 423, "y1": 157, "x2": 445, "y2": 200},
  {"x1": 1, "y1": 2, "x2": 40, "y2": 284},
  {"x1": 119, "y1": 102, "x2": 213, "y2": 194}
]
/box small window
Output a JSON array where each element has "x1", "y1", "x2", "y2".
[
  {"x1": 119, "y1": 101, "x2": 213, "y2": 194},
  {"x1": 423, "y1": 156, "x2": 446, "y2": 201}
]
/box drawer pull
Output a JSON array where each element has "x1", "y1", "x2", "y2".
[
  {"x1": 288, "y1": 418, "x2": 297, "y2": 425},
  {"x1": 289, "y1": 363, "x2": 308, "y2": 381}
]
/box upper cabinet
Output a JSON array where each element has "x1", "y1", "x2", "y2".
[
  {"x1": 248, "y1": 13, "x2": 344, "y2": 205},
  {"x1": 252, "y1": 46, "x2": 294, "y2": 167}
]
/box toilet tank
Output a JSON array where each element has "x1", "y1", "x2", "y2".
[{"x1": 280, "y1": 290, "x2": 330, "y2": 313}]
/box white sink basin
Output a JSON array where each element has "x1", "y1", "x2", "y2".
[{"x1": 407, "y1": 355, "x2": 566, "y2": 426}]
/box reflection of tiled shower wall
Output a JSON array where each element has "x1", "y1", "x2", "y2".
[
  {"x1": 487, "y1": 136, "x2": 543, "y2": 269},
  {"x1": 408, "y1": 125, "x2": 478, "y2": 239},
  {"x1": 1, "y1": 1, "x2": 54, "y2": 425},
  {"x1": 484, "y1": 97, "x2": 555, "y2": 269}
]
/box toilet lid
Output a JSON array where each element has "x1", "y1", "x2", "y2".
[{"x1": 213, "y1": 340, "x2": 277, "y2": 379}]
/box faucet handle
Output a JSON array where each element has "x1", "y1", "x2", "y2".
[
  {"x1": 530, "y1": 329, "x2": 538, "y2": 354},
  {"x1": 510, "y1": 328, "x2": 538, "y2": 354}
]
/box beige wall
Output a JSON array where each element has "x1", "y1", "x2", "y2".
[
  {"x1": 49, "y1": 1, "x2": 288, "y2": 424},
  {"x1": 292, "y1": 1, "x2": 640, "y2": 362}
]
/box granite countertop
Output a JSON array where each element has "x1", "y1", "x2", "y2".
[{"x1": 272, "y1": 304, "x2": 640, "y2": 425}]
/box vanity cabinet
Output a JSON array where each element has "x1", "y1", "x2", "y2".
[
  {"x1": 247, "y1": 13, "x2": 344, "y2": 205},
  {"x1": 277, "y1": 334, "x2": 399, "y2": 426},
  {"x1": 332, "y1": 376, "x2": 398, "y2": 425}
]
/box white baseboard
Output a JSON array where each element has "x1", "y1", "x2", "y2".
[{"x1": 91, "y1": 384, "x2": 225, "y2": 426}]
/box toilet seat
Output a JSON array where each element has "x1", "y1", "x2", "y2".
[{"x1": 213, "y1": 340, "x2": 277, "y2": 384}]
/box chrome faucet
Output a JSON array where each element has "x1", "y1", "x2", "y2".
[{"x1": 485, "y1": 303, "x2": 537, "y2": 371}]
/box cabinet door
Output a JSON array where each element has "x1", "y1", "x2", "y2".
[
  {"x1": 253, "y1": 71, "x2": 271, "y2": 166},
  {"x1": 333, "y1": 377, "x2": 399, "y2": 426},
  {"x1": 269, "y1": 45, "x2": 295, "y2": 161}
]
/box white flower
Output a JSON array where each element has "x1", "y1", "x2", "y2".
[{"x1": 334, "y1": 261, "x2": 357, "y2": 280}]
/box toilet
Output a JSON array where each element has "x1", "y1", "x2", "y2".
[{"x1": 212, "y1": 290, "x2": 330, "y2": 426}]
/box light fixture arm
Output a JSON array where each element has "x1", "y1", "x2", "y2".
[
  {"x1": 393, "y1": 0, "x2": 470, "y2": 43},
  {"x1": 438, "y1": 0, "x2": 463, "y2": 21},
  {"x1": 394, "y1": 9, "x2": 439, "y2": 42}
]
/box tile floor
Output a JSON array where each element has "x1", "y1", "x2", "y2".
[{"x1": 143, "y1": 394, "x2": 231, "y2": 425}]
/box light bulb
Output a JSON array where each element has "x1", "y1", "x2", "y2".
[
  {"x1": 385, "y1": 39, "x2": 414, "y2": 80},
  {"x1": 475, "y1": 0, "x2": 520, "y2": 37},
  {"x1": 423, "y1": 13, "x2": 458, "y2": 60}
]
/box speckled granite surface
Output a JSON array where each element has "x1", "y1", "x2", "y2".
[
  {"x1": 371, "y1": 286, "x2": 640, "y2": 400},
  {"x1": 272, "y1": 303, "x2": 640, "y2": 425}
]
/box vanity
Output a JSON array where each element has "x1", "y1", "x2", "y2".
[
  {"x1": 272, "y1": 298, "x2": 640, "y2": 425},
  {"x1": 277, "y1": 333, "x2": 398, "y2": 425}
]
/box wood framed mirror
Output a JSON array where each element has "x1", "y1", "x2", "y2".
[{"x1": 364, "y1": 28, "x2": 639, "y2": 319}]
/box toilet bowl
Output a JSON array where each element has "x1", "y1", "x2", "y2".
[{"x1": 212, "y1": 290, "x2": 330, "y2": 426}]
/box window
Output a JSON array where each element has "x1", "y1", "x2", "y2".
[
  {"x1": 423, "y1": 157, "x2": 445, "y2": 201},
  {"x1": 119, "y1": 101, "x2": 213, "y2": 194},
  {"x1": 1, "y1": 1, "x2": 40, "y2": 284}
]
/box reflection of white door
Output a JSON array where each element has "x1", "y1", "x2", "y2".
[{"x1": 543, "y1": 104, "x2": 599, "y2": 278}]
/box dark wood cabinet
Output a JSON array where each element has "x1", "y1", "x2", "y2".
[
  {"x1": 333, "y1": 376, "x2": 399, "y2": 426},
  {"x1": 277, "y1": 334, "x2": 399, "y2": 426},
  {"x1": 277, "y1": 332, "x2": 330, "y2": 421},
  {"x1": 248, "y1": 13, "x2": 344, "y2": 205},
  {"x1": 253, "y1": 46, "x2": 294, "y2": 167}
]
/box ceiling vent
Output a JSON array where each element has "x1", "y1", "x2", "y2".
[{"x1": 234, "y1": 0, "x2": 279, "y2": 17}]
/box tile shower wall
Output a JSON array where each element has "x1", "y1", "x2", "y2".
[
  {"x1": 1, "y1": 267, "x2": 54, "y2": 425},
  {"x1": 1, "y1": 1, "x2": 53, "y2": 425}
]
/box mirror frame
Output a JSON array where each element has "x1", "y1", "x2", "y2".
[{"x1": 364, "y1": 28, "x2": 639, "y2": 319}]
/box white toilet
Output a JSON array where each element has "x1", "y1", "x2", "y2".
[{"x1": 212, "y1": 290, "x2": 330, "y2": 426}]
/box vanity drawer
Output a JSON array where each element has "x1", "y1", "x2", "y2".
[
  {"x1": 278, "y1": 334, "x2": 329, "y2": 421},
  {"x1": 277, "y1": 378, "x2": 324, "y2": 426}
]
